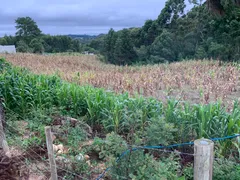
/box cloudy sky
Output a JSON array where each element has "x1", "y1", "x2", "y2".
[
  {"x1": 0, "y1": 0, "x2": 173, "y2": 36},
  {"x1": 0, "y1": 0, "x2": 194, "y2": 37}
]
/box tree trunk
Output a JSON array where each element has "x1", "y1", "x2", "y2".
[{"x1": 207, "y1": 0, "x2": 240, "y2": 15}]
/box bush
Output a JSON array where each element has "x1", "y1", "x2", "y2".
[
  {"x1": 93, "y1": 132, "x2": 182, "y2": 180},
  {"x1": 183, "y1": 159, "x2": 240, "y2": 180},
  {"x1": 30, "y1": 38, "x2": 44, "y2": 53},
  {"x1": 16, "y1": 40, "x2": 30, "y2": 53},
  {"x1": 145, "y1": 117, "x2": 176, "y2": 146},
  {"x1": 111, "y1": 152, "x2": 182, "y2": 180}
]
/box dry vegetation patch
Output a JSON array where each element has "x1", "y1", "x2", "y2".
[{"x1": 4, "y1": 53, "x2": 240, "y2": 105}]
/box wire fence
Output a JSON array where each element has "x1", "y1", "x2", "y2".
[
  {"x1": 2, "y1": 120, "x2": 103, "y2": 180},
  {"x1": 96, "y1": 134, "x2": 240, "y2": 180},
  {"x1": 1, "y1": 118, "x2": 239, "y2": 180}
]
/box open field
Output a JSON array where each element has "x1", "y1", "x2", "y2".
[{"x1": 4, "y1": 53, "x2": 240, "y2": 107}]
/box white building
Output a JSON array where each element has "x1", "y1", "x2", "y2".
[{"x1": 0, "y1": 45, "x2": 16, "y2": 54}]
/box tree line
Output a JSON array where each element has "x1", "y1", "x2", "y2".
[
  {"x1": 0, "y1": 17, "x2": 91, "y2": 53},
  {"x1": 1, "y1": 0, "x2": 239, "y2": 64},
  {"x1": 89, "y1": 0, "x2": 240, "y2": 65}
]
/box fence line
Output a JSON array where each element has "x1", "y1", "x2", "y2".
[
  {"x1": 2, "y1": 119, "x2": 239, "y2": 180},
  {"x1": 4, "y1": 121, "x2": 92, "y2": 180},
  {"x1": 5, "y1": 120, "x2": 111, "y2": 180},
  {"x1": 96, "y1": 134, "x2": 240, "y2": 180},
  {"x1": 4, "y1": 126, "x2": 49, "y2": 179}
]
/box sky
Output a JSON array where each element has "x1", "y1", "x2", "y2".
[{"x1": 0, "y1": 0, "x2": 173, "y2": 36}]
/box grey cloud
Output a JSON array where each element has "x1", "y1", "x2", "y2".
[{"x1": 0, "y1": 0, "x2": 167, "y2": 36}]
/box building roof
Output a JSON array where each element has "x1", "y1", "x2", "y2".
[{"x1": 0, "y1": 45, "x2": 16, "y2": 54}]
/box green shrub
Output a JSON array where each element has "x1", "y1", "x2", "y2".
[
  {"x1": 110, "y1": 152, "x2": 182, "y2": 180},
  {"x1": 145, "y1": 117, "x2": 176, "y2": 146},
  {"x1": 213, "y1": 159, "x2": 240, "y2": 180},
  {"x1": 183, "y1": 159, "x2": 240, "y2": 180},
  {"x1": 93, "y1": 132, "x2": 182, "y2": 180},
  {"x1": 93, "y1": 132, "x2": 128, "y2": 160}
]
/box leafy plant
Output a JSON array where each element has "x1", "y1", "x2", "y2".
[
  {"x1": 93, "y1": 132, "x2": 128, "y2": 160},
  {"x1": 145, "y1": 117, "x2": 176, "y2": 145}
]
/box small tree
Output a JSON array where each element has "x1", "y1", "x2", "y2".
[
  {"x1": 29, "y1": 38, "x2": 44, "y2": 53},
  {"x1": 195, "y1": 46, "x2": 207, "y2": 59},
  {"x1": 113, "y1": 29, "x2": 137, "y2": 65},
  {"x1": 103, "y1": 28, "x2": 117, "y2": 63},
  {"x1": 0, "y1": 38, "x2": 7, "y2": 45},
  {"x1": 16, "y1": 40, "x2": 30, "y2": 53}
]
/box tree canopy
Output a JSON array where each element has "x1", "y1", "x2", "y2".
[
  {"x1": 89, "y1": 0, "x2": 240, "y2": 65},
  {"x1": 15, "y1": 17, "x2": 42, "y2": 43},
  {"x1": 1, "y1": 16, "x2": 83, "y2": 54}
]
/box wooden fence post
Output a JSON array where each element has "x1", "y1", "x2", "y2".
[
  {"x1": 0, "y1": 102, "x2": 10, "y2": 157},
  {"x1": 45, "y1": 126, "x2": 58, "y2": 180},
  {"x1": 194, "y1": 139, "x2": 214, "y2": 180}
]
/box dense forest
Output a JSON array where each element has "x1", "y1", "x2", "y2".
[{"x1": 89, "y1": 0, "x2": 240, "y2": 65}]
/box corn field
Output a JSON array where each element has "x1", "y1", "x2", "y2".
[
  {"x1": 1, "y1": 56, "x2": 239, "y2": 152},
  {"x1": 3, "y1": 53, "x2": 240, "y2": 108}
]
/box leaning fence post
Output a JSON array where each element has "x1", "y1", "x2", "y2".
[
  {"x1": 45, "y1": 126, "x2": 58, "y2": 180},
  {"x1": 194, "y1": 139, "x2": 214, "y2": 180},
  {"x1": 0, "y1": 102, "x2": 10, "y2": 157}
]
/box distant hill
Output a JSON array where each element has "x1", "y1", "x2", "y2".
[{"x1": 67, "y1": 34, "x2": 105, "y2": 44}]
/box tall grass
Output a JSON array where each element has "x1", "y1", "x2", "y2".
[{"x1": 0, "y1": 58, "x2": 239, "y2": 156}]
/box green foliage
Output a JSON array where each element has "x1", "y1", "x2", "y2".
[
  {"x1": 150, "y1": 29, "x2": 177, "y2": 63},
  {"x1": 92, "y1": 0, "x2": 240, "y2": 64},
  {"x1": 145, "y1": 117, "x2": 176, "y2": 146},
  {"x1": 42, "y1": 35, "x2": 80, "y2": 53},
  {"x1": 183, "y1": 159, "x2": 240, "y2": 180},
  {"x1": 93, "y1": 133, "x2": 182, "y2": 179},
  {"x1": 0, "y1": 60, "x2": 239, "y2": 158},
  {"x1": 103, "y1": 28, "x2": 117, "y2": 63},
  {"x1": 2, "y1": 16, "x2": 81, "y2": 54},
  {"x1": 213, "y1": 159, "x2": 240, "y2": 180},
  {"x1": 0, "y1": 59, "x2": 240, "y2": 178},
  {"x1": 157, "y1": 0, "x2": 186, "y2": 28},
  {"x1": 0, "y1": 37, "x2": 7, "y2": 45},
  {"x1": 16, "y1": 40, "x2": 30, "y2": 53},
  {"x1": 61, "y1": 121, "x2": 88, "y2": 149},
  {"x1": 111, "y1": 152, "x2": 182, "y2": 180},
  {"x1": 114, "y1": 29, "x2": 137, "y2": 65},
  {"x1": 134, "y1": 45, "x2": 150, "y2": 62},
  {"x1": 195, "y1": 46, "x2": 208, "y2": 59},
  {"x1": 0, "y1": 58, "x2": 10, "y2": 72},
  {"x1": 93, "y1": 132, "x2": 128, "y2": 160},
  {"x1": 15, "y1": 16, "x2": 42, "y2": 44},
  {"x1": 29, "y1": 38, "x2": 44, "y2": 53},
  {"x1": 102, "y1": 28, "x2": 137, "y2": 65}
]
